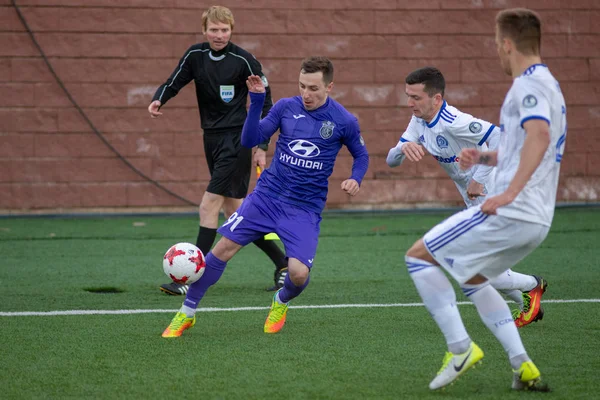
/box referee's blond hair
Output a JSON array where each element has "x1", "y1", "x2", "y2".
[{"x1": 202, "y1": 5, "x2": 235, "y2": 32}]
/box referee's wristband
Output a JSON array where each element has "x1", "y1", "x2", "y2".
[{"x1": 257, "y1": 143, "x2": 269, "y2": 151}]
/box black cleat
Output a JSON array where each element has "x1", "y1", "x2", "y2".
[
  {"x1": 266, "y1": 267, "x2": 287, "y2": 291},
  {"x1": 160, "y1": 282, "x2": 189, "y2": 296}
]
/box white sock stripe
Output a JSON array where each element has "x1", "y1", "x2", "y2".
[
  {"x1": 405, "y1": 256, "x2": 435, "y2": 265},
  {"x1": 406, "y1": 262, "x2": 434, "y2": 268},
  {"x1": 461, "y1": 283, "x2": 490, "y2": 297},
  {"x1": 1, "y1": 299, "x2": 598, "y2": 317},
  {"x1": 407, "y1": 265, "x2": 433, "y2": 274},
  {"x1": 406, "y1": 256, "x2": 436, "y2": 273}
]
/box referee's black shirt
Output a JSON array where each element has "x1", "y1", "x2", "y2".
[{"x1": 152, "y1": 42, "x2": 273, "y2": 135}]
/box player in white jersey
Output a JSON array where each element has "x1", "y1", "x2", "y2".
[
  {"x1": 387, "y1": 66, "x2": 546, "y2": 325},
  {"x1": 401, "y1": 9, "x2": 562, "y2": 391}
]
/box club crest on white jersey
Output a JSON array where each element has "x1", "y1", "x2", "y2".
[{"x1": 436, "y1": 135, "x2": 449, "y2": 148}]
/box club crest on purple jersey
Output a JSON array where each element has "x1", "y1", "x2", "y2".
[{"x1": 319, "y1": 121, "x2": 335, "y2": 139}]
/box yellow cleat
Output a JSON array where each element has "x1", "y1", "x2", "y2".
[
  {"x1": 162, "y1": 311, "x2": 195, "y2": 338},
  {"x1": 429, "y1": 342, "x2": 484, "y2": 390},
  {"x1": 264, "y1": 290, "x2": 288, "y2": 334},
  {"x1": 512, "y1": 361, "x2": 550, "y2": 391}
]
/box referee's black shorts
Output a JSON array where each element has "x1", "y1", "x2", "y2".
[{"x1": 203, "y1": 131, "x2": 252, "y2": 199}]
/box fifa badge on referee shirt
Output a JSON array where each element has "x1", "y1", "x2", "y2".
[
  {"x1": 220, "y1": 85, "x2": 234, "y2": 103},
  {"x1": 320, "y1": 121, "x2": 335, "y2": 139}
]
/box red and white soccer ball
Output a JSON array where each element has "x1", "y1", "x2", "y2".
[{"x1": 162, "y1": 242, "x2": 206, "y2": 285}]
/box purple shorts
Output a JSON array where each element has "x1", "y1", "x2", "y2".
[{"x1": 217, "y1": 191, "x2": 321, "y2": 268}]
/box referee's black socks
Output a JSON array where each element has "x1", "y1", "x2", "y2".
[{"x1": 196, "y1": 226, "x2": 218, "y2": 257}]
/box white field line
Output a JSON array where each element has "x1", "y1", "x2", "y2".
[{"x1": 0, "y1": 299, "x2": 598, "y2": 317}]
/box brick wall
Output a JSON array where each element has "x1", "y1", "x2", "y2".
[{"x1": 1, "y1": 0, "x2": 599, "y2": 212}]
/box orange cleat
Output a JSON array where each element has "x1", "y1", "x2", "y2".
[
  {"x1": 162, "y1": 312, "x2": 196, "y2": 338},
  {"x1": 264, "y1": 289, "x2": 288, "y2": 334},
  {"x1": 515, "y1": 276, "x2": 548, "y2": 328}
]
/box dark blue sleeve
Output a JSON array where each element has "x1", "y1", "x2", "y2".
[
  {"x1": 241, "y1": 92, "x2": 283, "y2": 148},
  {"x1": 342, "y1": 118, "x2": 369, "y2": 185}
]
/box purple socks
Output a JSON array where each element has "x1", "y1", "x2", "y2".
[{"x1": 183, "y1": 252, "x2": 227, "y2": 309}]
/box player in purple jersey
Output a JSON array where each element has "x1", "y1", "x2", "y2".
[
  {"x1": 161, "y1": 56, "x2": 369, "y2": 337},
  {"x1": 149, "y1": 5, "x2": 288, "y2": 295}
]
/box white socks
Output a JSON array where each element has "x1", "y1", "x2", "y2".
[
  {"x1": 463, "y1": 283, "x2": 529, "y2": 369},
  {"x1": 490, "y1": 269, "x2": 538, "y2": 292},
  {"x1": 498, "y1": 289, "x2": 525, "y2": 310},
  {"x1": 406, "y1": 256, "x2": 470, "y2": 354},
  {"x1": 490, "y1": 269, "x2": 539, "y2": 310},
  {"x1": 275, "y1": 291, "x2": 287, "y2": 305},
  {"x1": 180, "y1": 305, "x2": 196, "y2": 318}
]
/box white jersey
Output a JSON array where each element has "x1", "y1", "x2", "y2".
[
  {"x1": 387, "y1": 101, "x2": 501, "y2": 206},
  {"x1": 492, "y1": 64, "x2": 567, "y2": 226}
]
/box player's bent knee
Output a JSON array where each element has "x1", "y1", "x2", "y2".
[
  {"x1": 289, "y1": 272, "x2": 309, "y2": 286},
  {"x1": 464, "y1": 274, "x2": 488, "y2": 285},
  {"x1": 287, "y1": 259, "x2": 310, "y2": 285},
  {"x1": 211, "y1": 237, "x2": 242, "y2": 262},
  {"x1": 406, "y1": 238, "x2": 428, "y2": 259}
]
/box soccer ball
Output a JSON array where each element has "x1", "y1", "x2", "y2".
[{"x1": 162, "y1": 242, "x2": 206, "y2": 285}]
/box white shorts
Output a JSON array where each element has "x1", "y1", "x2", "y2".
[{"x1": 423, "y1": 206, "x2": 549, "y2": 284}]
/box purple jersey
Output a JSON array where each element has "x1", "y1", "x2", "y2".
[{"x1": 242, "y1": 93, "x2": 369, "y2": 214}]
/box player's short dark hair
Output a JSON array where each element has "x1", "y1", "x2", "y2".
[
  {"x1": 405, "y1": 67, "x2": 445, "y2": 98},
  {"x1": 496, "y1": 8, "x2": 541, "y2": 56},
  {"x1": 300, "y1": 56, "x2": 334, "y2": 84}
]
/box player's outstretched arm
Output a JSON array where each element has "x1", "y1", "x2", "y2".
[
  {"x1": 481, "y1": 119, "x2": 550, "y2": 214},
  {"x1": 387, "y1": 116, "x2": 423, "y2": 167},
  {"x1": 459, "y1": 149, "x2": 498, "y2": 170},
  {"x1": 246, "y1": 75, "x2": 266, "y2": 94},
  {"x1": 470, "y1": 124, "x2": 502, "y2": 184},
  {"x1": 387, "y1": 141, "x2": 425, "y2": 167},
  {"x1": 386, "y1": 146, "x2": 403, "y2": 167},
  {"x1": 241, "y1": 75, "x2": 280, "y2": 148},
  {"x1": 150, "y1": 46, "x2": 195, "y2": 111},
  {"x1": 477, "y1": 151, "x2": 498, "y2": 166},
  {"x1": 402, "y1": 142, "x2": 425, "y2": 162}
]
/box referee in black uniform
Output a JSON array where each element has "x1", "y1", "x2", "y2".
[{"x1": 149, "y1": 5, "x2": 287, "y2": 295}]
